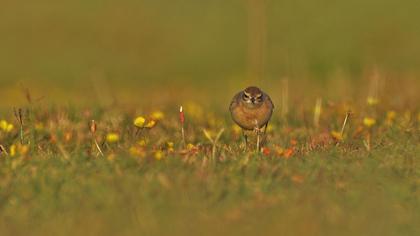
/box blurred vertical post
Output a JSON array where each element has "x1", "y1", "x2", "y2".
[
  {"x1": 281, "y1": 78, "x2": 289, "y2": 120},
  {"x1": 247, "y1": 0, "x2": 267, "y2": 82},
  {"x1": 367, "y1": 67, "x2": 381, "y2": 105},
  {"x1": 313, "y1": 98, "x2": 322, "y2": 129}
]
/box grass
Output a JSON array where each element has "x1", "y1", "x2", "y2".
[
  {"x1": 1, "y1": 1, "x2": 419, "y2": 234},
  {"x1": 0, "y1": 78, "x2": 419, "y2": 236}
]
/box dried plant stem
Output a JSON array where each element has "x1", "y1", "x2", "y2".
[
  {"x1": 0, "y1": 145, "x2": 8, "y2": 156},
  {"x1": 313, "y1": 98, "x2": 322, "y2": 129},
  {"x1": 90, "y1": 120, "x2": 104, "y2": 157},
  {"x1": 93, "y1": 138, "x2": 104, "y2": 157},
  {"x1": 254, "y1": 120, "x2": 261, "y2": 153},
  {"x1": 363, "y1": 132, "x2": 371, "y2": 152},
  {"x1": 213, "y1": 129, "x2": 224, "y2": 160},
  {"x1": 212, "y1": 141, "x2": 217, "y2": 160},
  {"x1": 180, "y1": 106, "x2": 186, "y2": 148},
  {"x1": 256, "y1": 131, "x2": 260, "y2": 153},
  {"x1": 20, "y1": 126, "x2": 24, "y2": 145},
  {"x1": 14, "y1": 108, "x2": 24, "y2": 145},
  {"x1": 181, "y1": 126, "x2": 185, "y2": 148},
  {"x1": 56, "y1": 142, "x2": 70, "y2": 160},
  {"x1": 340, "y1": 111, "x2": 351, "y2": 137},
  {"x1": 203, "y1": 128, "x2": 224, "y2": 160}
]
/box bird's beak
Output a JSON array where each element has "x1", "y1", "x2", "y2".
[{"x1": 251, "y1": 98, "x2": 256, "y2": 103}]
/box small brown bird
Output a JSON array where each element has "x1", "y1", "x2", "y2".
[{"x1": 229, "y1": 86, "x2": 274, "y2": 147}]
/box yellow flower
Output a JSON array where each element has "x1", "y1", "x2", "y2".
[
  {"x1": 7, "y1": 144, "x2": 28, "y2": 157},
  {"x1": 274, "y1": 146, "x2": 284, "y2": 156},
  {"x1": 144, "y1": 120, "x2": 156, "y2": 128},
  {"x1": 19, "y1": 145, "x2": 29, "y2": 155},
  {"x1": 129, "y1": 146, "x2": 146, "y2": 158},
  {"x1": 10, "y1": 145, "x2": 16, "y2": 157},
  {"x1": 385, "y1": 111, "x2": 397, "y2": 125},
  {"x1": 151, "y1": 111, "x2": 164, "y2": 120},
  {"x1": 138, "y1": 139, "x2": 147, "y2": 146},
  {"x1": 106, "y1": 133, "x2": 120, "y2": 143},
  {"x1": 186, "y1": 143, "x2": 196, "y2": 150},
  {"x1": 0, "y1": 120, "x2": 8, "y2": 130},
  {"x1": 129, "y1": 146, "x2": 137, "y2": 155},
  {"x1": 367, "y1": 96, "x2": 379, "y2": 106},
  {"x1": 167, "y1": 142, "x2": 175, "y2": 152},
  {"x1": 363, "y1": 117, "x2": 376, "y2": 128},
  {"x1": 134, "y1": 116, "x2": 146, "y2": 128},
  {"x1": 154, "y1": 150, "x2": 164, "y2": 160},
  {"x1": 5, "y1": 124, "x2": 14, "y2": 132},
  {"x1": 0, "y1": 120, "x2": 13, "y2": 132},
  {"x1": 330, "y1": 131, "x2": 343, "y2": 141},
  {"x1": 386, "y1": 111, "x2": 397, "y2": 120}
]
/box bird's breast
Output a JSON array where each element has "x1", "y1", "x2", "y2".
[{"x1": 231, "y1": 101, "x2": 273, "y2": 130}]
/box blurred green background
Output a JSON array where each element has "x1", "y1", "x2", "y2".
[{"x1": 1, "y1": 0, "x2": 420, "y2": 105}]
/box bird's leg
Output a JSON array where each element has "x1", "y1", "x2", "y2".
[
  {"x1": 261, "y1": 123, "x2": 269, "y2": 148},
  {"x1": 263, "y1": 123, "x2": 268, "y2": 135},
  {"x1": 253, "y1": 126, "x2": 262, "y2": 153},
  {"x1": 253, "y1": 120, "x2": 262, "y2": 152},
  {"x1": 256, "y1": 130, "x2": 260, "y2": 152},
  {"x1": 242, "y1": 130, "x2": 248, "y2": 151}
]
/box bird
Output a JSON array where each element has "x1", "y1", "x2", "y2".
[{"x1": 229, "y1": 86, "x2": 274, "y2": 148}]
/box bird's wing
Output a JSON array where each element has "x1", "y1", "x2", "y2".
[
  {"x1": 265, "y1": 93, "x2": 274, "y2": 109},
  {"x1": 229, "y1": 92, "x2": 242, "y2": 111}
]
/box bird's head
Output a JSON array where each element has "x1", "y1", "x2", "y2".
[{"x1": 242, "y1": 86, "x2": 264, "y2": 108}]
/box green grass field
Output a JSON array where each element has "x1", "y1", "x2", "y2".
[
  {"x1": 0, "y1": 77, "x2": 419, "y2": 236},
  {"x1": 1, "y1": 1, "x2": 420, "y2": 235}
]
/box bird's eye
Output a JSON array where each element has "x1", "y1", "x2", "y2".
[{"x1": 243, "y1": 93, "x2": 250, "y2": 100}]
